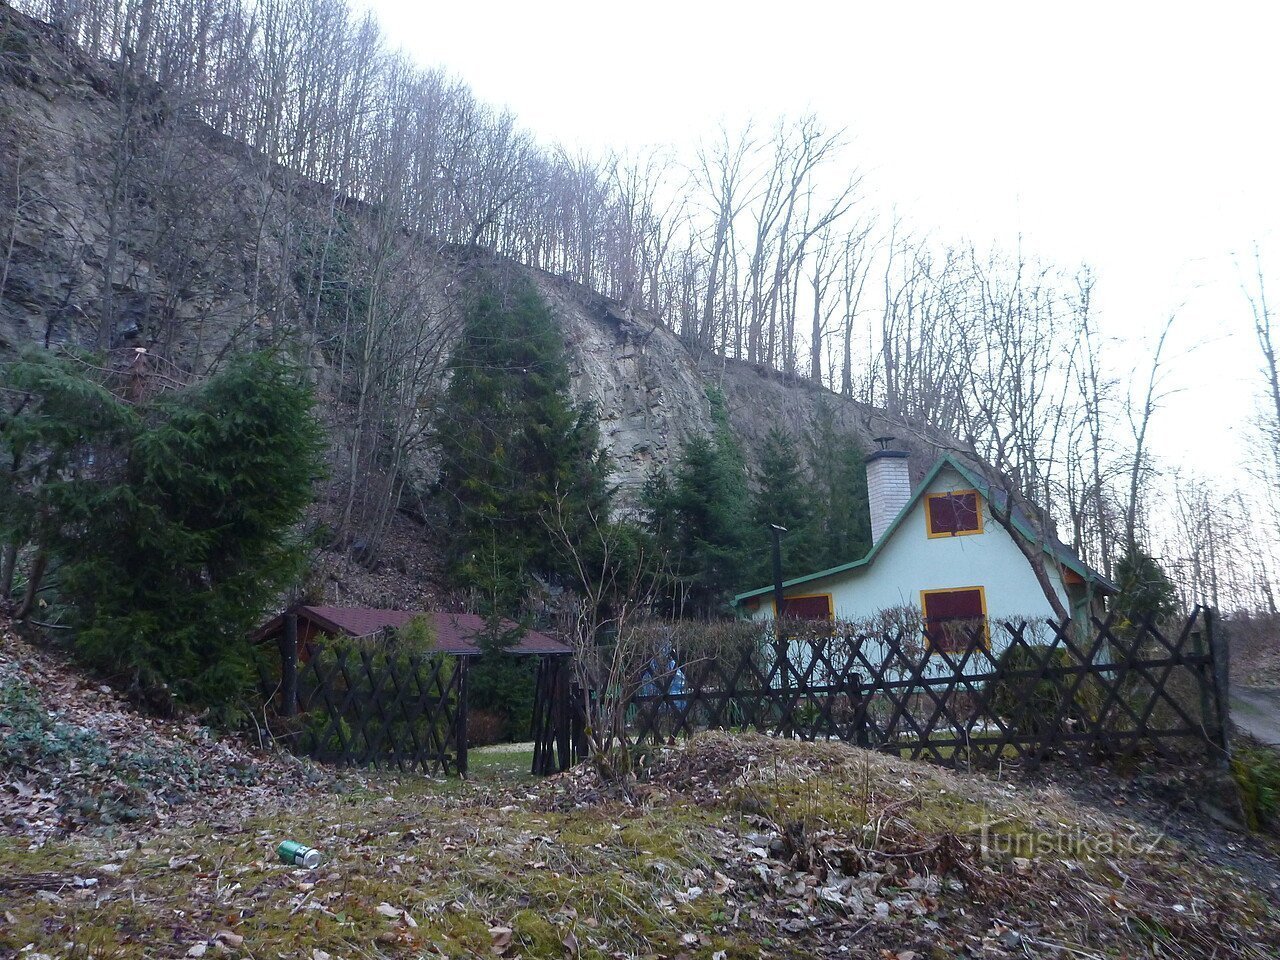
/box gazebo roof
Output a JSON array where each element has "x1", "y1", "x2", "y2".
[{"x1": 254, "y1": 605, "x2": 571, "y2": 656}]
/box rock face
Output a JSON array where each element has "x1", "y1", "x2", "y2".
[
  {"x1": 0, "y1": 4, "x2": 953, "y2": 513},
  {"x1": 537, "y1": 270, "x2": 953, "y2": 500}
]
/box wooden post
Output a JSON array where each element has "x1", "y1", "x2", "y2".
[
  {"x1": 1204, "y1": 607, "x2": 1232, "y2": 766},
  {"x1": 279, "y1": 613, "x2": 299, "y2": 717},
  {"x1": 571, "y1": 682, "x2": 588, "y2": 764},
  {"x1": 554, "y1": 657, "x2": 572, "y2": 772},
  {"x1": 455, "y1": 657, "x2": 469, "y2": 778}
]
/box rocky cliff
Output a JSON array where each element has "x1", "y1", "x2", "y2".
[{"x1": 0, "y1": 3, "x2": 953, "y2": 537}]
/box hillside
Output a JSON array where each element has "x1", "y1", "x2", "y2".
[
  {"x1": 0, "y1": 617, "x2": 330, "y2": 842},
  {"x1": 0, "y1": 0, "x2": 951, "y2": 526}
]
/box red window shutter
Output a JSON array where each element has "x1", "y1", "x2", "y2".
[
  {"x1": 927, "y1": 491, "x2": 980, "y2": 535},
  {"x1": 780, "y1": 595, "x2": 833, "y2": 620},
  {"x1": 923, "y1": 588, "x2": 985, "y2": 653}
]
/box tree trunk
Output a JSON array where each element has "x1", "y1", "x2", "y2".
[{"x1": 15, "y1": 549, "x2": 47, "y2": 621}]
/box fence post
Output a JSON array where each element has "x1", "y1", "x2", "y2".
[
  {"x1": 455, "y1": 656, "x2": 469, "y2": 778},
  {"x1": 571, "y1": 682, "x2": 588, "y2": 763},
  {"x1": 1204, "y1": 607, "x2": 1232, "y2": 766},
  {"x1": 554, "y1": 657, "x2": 572, "y2": 772},
  {"x1": 278, "y1": 613, "x2": 299, "y2": 717}
]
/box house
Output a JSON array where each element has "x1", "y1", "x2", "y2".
[{"x1": 732, "y1": 445, "x2": 1116, "y2": 656}]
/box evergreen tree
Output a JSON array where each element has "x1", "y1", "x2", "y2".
[
  {"x1": 643, "y1": 389, "x2": 751, "y2": 616},
  {"x1": 435, "y1": 274, "x2": 609, "y2": 607},
  {"x1": 806, "y1": 404, "x2": 872, "y2": 570},
  {"x1": 748, "y1": 427, "x2": 820, "y2": 584},
  {"x1": 1112, "y1": 547, "x2": 1180, "y2": 629},
  {"x1": 434, "y1": 274, "x2": 609, "y2": 738},
  {"x1": 0, "y1": 350, "x2": 324, "y2": 718}
]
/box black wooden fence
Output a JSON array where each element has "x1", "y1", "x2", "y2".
[
  {"x1": 264, "y1": 646, "x2": 469, "y2": 775},
  {"x1": 530, "y1": 655, "x2": 579, "y2": 775},
  {"x1": 612, "y1": 607, "x2": 1229, "y2": 768}
]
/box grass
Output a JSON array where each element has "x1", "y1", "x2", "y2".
[
  {"x1": 0, "y1": 771, "x2": 745, "y2": 959},
  {"x1": 2, "y1": 732, "x2": 1277, "y2": 959},
  {"x1": 465, "y1": 743, "x2": 536, "y2": 782}
]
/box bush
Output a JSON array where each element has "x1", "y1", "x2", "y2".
[
  {"x1": 1233, "y1": 739, "x2": 1280, "y2": 832},
  {"x1": 467, "y1": 709, "x2": 507, "y2": 747},
  {"x1": 989, "y1": 642, "x2": 1082, "y2": 736}
]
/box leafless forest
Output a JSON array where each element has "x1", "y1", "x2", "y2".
[{"x1": 5, "y1": 0, "x2": 1280, "y2": 613}]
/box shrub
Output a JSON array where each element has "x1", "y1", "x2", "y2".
[
  {"x1": 988, "y1": 642, "x2": 1085, "y2": 736},
  {"x1": 1232, "y1": 739, "x2": 1280, "y2": 832},
  {"x1": 467, "y1": 709, "x2": 507, "y2": 747}
]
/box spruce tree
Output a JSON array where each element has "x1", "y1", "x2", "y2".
[
  {"x1": 643, "y1": 389, "x2": 751, "y2": 617},
  {"x1": 434, "y1": 274, "x2": 609, "y2": 738},
  {"x1": 806, "y1": 404, "x2": 872, "y2": 569},
  {"x1": 435, "y1": 275, "x2": 609, "y2": 607},
  {"x1": 0, "y1": 350, "x2": 324, "y2": 718},
  {"x1": 1112, "y1": 548, "x2": 1179, "y2": 630},
  {"x1": 749, "y1": 427, "x2": 820, "y2": 583}
]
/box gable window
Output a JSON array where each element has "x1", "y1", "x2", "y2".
[
  {"x1": 926, "y1": 489, "x2": 983, "y2": 538},
  {"x1": 921, "y1": 586, "x2": 988, "y2": 654},
  {"x1": 775, "y1": 594, "x2": 833, "y2": 621}
]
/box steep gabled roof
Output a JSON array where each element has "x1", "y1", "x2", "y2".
[{"x1": 732, "y1": 454, "x2": 1118, "y2": 605}]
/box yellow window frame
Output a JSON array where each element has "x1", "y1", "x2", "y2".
[
  {"x1": 919, "y1": 585, "x2": 990, "y2": 653},
  {"x1": 925, "y1": 488, "x2": 985, "y2": 539}
]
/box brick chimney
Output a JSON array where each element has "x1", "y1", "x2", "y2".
[{"x1": 865, "y1": 438, "x2": 911, "y2": 544}]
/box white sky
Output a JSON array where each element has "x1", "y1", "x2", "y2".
[{"x1": 366, "y1": 0, "x2": 1280, "y2": 482}]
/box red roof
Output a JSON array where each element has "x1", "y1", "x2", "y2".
[{"x1": 255, "y1": 606, "x2": 571, "y2": 656}]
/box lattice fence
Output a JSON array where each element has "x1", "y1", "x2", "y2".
[
  {"x1": 282, "y1": 646, "x2": 468, "y2": 775},
  {"x1": 620, "y1": 607, "x2": 1229, "y2": 768}
]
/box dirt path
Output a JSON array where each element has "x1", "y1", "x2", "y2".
[{"x1": 1233, "y1": 686, "x2": 1280, "y2": 745}]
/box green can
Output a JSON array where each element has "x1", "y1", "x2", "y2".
[{"x1": 276, "y1": 840, "x2": 321, "y2": 869}]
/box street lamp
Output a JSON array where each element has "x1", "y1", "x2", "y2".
[{"x1": 768, "y1": 523, "x2": 791, "y2": 735}]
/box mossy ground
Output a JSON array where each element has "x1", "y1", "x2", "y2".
[{"x1": 2, "y1": 736, "x2": 1278, "y2": 959}]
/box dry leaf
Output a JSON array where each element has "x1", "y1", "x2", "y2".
[{"x1": 488, "y1": 925, "x2": 513, "y2": 953}]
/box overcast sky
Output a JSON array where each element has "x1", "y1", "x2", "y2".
[{"x1": 366, "y1": 0, "x2": 1279, "y2": 481}]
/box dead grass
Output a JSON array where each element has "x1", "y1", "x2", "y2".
[{"x1": 2, "y1": 732, "x2": 1276, "y2": 959}]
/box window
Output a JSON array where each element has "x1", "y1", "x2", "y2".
[
  {"x1": 775, "y1": 594, "x2": 833, "y2": 620},
  {"x1": 926, "y1": 489, "x2": 983, "y2": 538},
  {"x1": 921, "y1": 586, "x2": 988, "y2": 654}
]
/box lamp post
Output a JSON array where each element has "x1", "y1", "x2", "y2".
[{"x1": 769, "y1": 523, "x2": 791, "y2": 735}]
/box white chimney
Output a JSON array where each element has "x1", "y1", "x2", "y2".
[{"x1": 865, "y1": 439, "x2": 911, "y2": 544}]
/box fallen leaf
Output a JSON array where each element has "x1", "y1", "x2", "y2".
[{"x1": 489, "y1": 925, "x2": 513, "y2": 953}]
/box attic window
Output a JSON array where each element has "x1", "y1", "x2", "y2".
[
  {"x1": 926, "y1": 489, "x2": 983, "y2": 538},
  {"x1": 921, "y1": 586, "x2": 988, "y2": 654}
]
